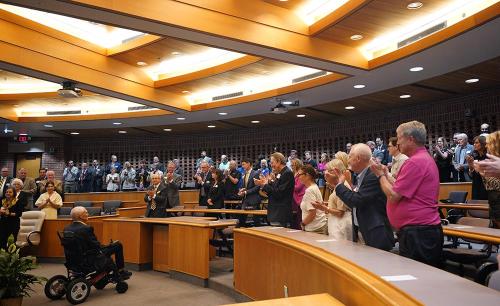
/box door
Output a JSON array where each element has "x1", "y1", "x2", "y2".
[{"x1": 15, "y1": 154, "x2": 42, "y2": 178}]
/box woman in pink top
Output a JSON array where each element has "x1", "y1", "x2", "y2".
[
  {"x1": 290, "y1": 158, "x2": 306, "y2": 229},
  {"x1": 317, "y1": 153, "x2": 328, "y2": 187}
]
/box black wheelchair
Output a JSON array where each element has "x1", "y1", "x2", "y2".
[{"x1": 44, "y1": 231, "x2": 129, "y2": 304}]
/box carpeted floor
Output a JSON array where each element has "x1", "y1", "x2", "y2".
[{"x1": 24, "y1": 263, "x2": 236, "y2": 306}]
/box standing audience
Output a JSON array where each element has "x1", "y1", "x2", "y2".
[
  {"x1": 63, "y1": 161, "x2": 79, "y2": 193},
  {"x1": 386, "y1": 137, "x2": 408, "y2": 183},
  {"x1": 106, "y1": 167, "x2": 120, "y2": 192},
  {"x1": 298, "y1": 165, "x2": 327, "y2": 234},
  {"x1": 466, "y1": 136, "x2": 488, "y2": 200},
  {"x1": 17, "y1": 168, "x2": 36, "y2": 209},
  {"x1": 35, "y1": 181, "x2": 63, "y2": 219},
  {"x1": 477, "y1": 131, "x2": 500, "y2": 228},
  {"x1": 195, "y1": 161, "x2": 212, "y2": 206},
  {"x1": 40, "y1": 170, "x2": 63, "y2": 195},
  {"x1": 237, "y1": 158, "x2": 262, "y2": 227},
  {"x1": 120, "y1": 162, "x2": 136, "y2": 191},
  {"x1": 0, "y1": 186, "x2": 23, "y2": 248},
  {"x1": 453, "y1": 133, "x2": 473, "y2": 182},
  {"x1": 434, "y1": 137, "x2": 452, "y2": 182},
  {"x1": 11, "y1": 179, "x2": 28, "y2": 212},
  {"x1": 290, "y1": 158, "x2": 305, "y2": 230},
  {"x1": 144, "y1": 173, "x2": 167, "y2": 218},
  {"x1": 0, "y1": 167, "x2": 13, "y2": 199}
]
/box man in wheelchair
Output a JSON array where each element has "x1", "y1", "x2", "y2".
[{"x1": 63, "y1": 206, "x2": 132, "y2": 279}]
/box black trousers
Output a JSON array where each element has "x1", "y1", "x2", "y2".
[
  {"x1": 398, "y1": 224, "x2": 443, "y2": 267},
  {"x1": 101, "y1": 241, "x2": 125, "y2": 270}
]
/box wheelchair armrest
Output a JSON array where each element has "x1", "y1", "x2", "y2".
[{"x1": 26, "y1": 231, "x2": 41, "y2": 246}]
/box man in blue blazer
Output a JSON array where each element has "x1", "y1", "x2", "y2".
[{"x1": 237, "y1": 158, "x2": 262, "y2": 227}]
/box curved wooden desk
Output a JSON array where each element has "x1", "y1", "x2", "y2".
[
  {"x1": 167, "y1": 208, "x2": 268, "y2": 215},
  {"x1": 443, "y1": 224, "x2": 500, "y2": 244},
  {"x1": 233, "y1": 227, "x2": 500, "y2": 306},
  {"x1": 438, "y1": 203, "x2": 489, "y2": 211}
]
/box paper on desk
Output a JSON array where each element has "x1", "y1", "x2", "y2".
[
  {"x1": 452, "y1": 225, "x2": 473, "y2": 229},
  {"x1": 316, "y1": 239, "x2": 337, "y2": 242},
  {"x1": 381, "y1": 275, "x2": 417, "y2": 282},
  {"x1": 286, "y1": 230, "x2": 301, "y2": 233},
  {"x1": 268, "y1": 227, "x2": 283, "y2": 230}
]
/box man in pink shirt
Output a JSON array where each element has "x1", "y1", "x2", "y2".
[{"x1": 371, "y1": 121, "x2": 443, "y2": 267}]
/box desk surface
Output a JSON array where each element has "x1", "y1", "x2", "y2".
[
  {"x1": 443, "y1": 224, "x2": 500, "y2": 244},
  {"x1": 222, "y1": 294, "x2": 343, "y2": 306},
  {"x1": 438, "y1": 203, "x2": 489, "y2": 210},
  {"x1": 241, "y1": 227, "x2": 500, "y2": 305},
  {"x1": 103, "y1": 216, "x2": 237, "y2": 228},
  {"x1": 167, "y1": 208, "x2": 268, "y2": 215}
]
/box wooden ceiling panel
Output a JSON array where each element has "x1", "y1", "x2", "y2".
[
  {"x1": 110, "y1": 37, "x2": 214, "y2": 67},
  {"x1": 318, "y1": 0, "x2": 454, "y2": 47},
  {"x1": 261, "y1": 0, "x2": 310, "y2": 11}
]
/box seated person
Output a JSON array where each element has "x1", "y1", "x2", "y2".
[{"x1": 63, "y1": 206, "x2": 131, "y2": 278}]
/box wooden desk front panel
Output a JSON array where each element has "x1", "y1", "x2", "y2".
[
  {"x1": 168, "y1": 224, "x2": 209, "y2": 279},
  {"x1": 438, "y1": 182, "x2": 472, "y2": 200},
  {"x1": 221, "y1": 293, "x2": 344, "y2": 306},
  {"x1": 102, "y1": 220, "x2": 152, "y2": 265},
  {"x1": 234, "y1": 231, "x2": 420, "y2": 306},
  {"x1": 117, "y1": 206, "x2": 147, "y2": 217},
  {"x1": 65, "y1": 190, "x2": 199, "y2": 206},
  {"x1": 153, "y1": 225, "x2": 169, "y2": 272}
]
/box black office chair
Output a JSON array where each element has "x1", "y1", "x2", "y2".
[
  {"x1": 193, "y1": 205, "x2": 207, "y2": 217},
  {"x1": 74, "y1": 201, "x2": 92, "y2": 208},
  {"x1": 441, "y1": 191, "x2": 468, "y2": 223},
  {"x1": 210, "y1": 226, "x2": 236, "y2": 257},
  {"x1": 58, "y1": 207, "x2": 72, "y2": 217},
  {"x1": 466, "y1": 199, "x2": 489, "y2": 219},
  {"x1": 86, "y1": 207, "x2": 103, "y2": 216},
  {"x1": 443, "y1": 217, "x2": 493, "y2": 277},
  {"x1": 103, "y1": 200, "x2": 122, "y2": 214}
]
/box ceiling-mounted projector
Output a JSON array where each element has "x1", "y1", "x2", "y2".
[
  {"x1": 271, "y1": 102, "x2": 288, "y2": 114},
  {"x1": 58, "y1": 81, "x2": 82, "y2": 98}
]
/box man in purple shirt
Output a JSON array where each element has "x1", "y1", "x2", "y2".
[{"x1": 371, "y1": 121, "x2": 443, "y2": 267}]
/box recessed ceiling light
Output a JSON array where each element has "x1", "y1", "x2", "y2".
[
  {"x1": 171, "y1": 51, "x2": 181, "y2": 56},
  {"x1": 251, "y1": 120, "x2": 260, "y2": 123},
  {"x1": 118, "y1": 130, "x2": 127, "y2": 134},
  {"x1": 350, "y1": 34, "x2": 363, "y2": 41},
  {"x1": 400, "y1": 94, "x2": 412, "y2": 99},
  {"x1": 218, "y1": 112, "x2": 228, "y2": 115},
  {"x1": 70, "y1": 132, "x2": 79, "y2": 135},
  {"x1": 112, "y1": 122, "x2": 122, "y2": 125},
  {"x1": 13, "y1": 104, "x2": 19, "y2": 107},
  {"x1": 465, "y1": 78, "x2": 479, "y2": 83},
  {"x1": 282, "y1": 101, "x2": 293, "y2": 105},
  {"x1": 163, "y1": 128, "x2": 172, "y2": 132},
  {"x1": 181, "y1": 90, "x2": 190, "y2": 94},
  {"x1": 207, "y1": 125, "x2": 216, "y2": 128},
  {"x1": 43, "y1": 124, "x2": 53, "y2": 128},
  {"x1": 353, "y1": 84, "x2": 366, "y2": 89},
  {"x1": 296, "y1": 114, "x2": 306, "y2": 118},
  {"x1": 176, "y1": 117, "x2": 186, "y2": 120},
  {"x1": 409, "y1": 66, "x2": 424, "y2": 72},
  {"x1": 345, "y1": 106, "x2": 355, "y2": 110},
  {"x1": 407, "y1": 2, "x2": 423, "y2": 10},
  {"x1": 136, "y1": 61, "x2": 148, "y2": 66}
]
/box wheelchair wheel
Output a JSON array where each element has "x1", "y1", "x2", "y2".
[
  {"x1": 66, "y1": 278, "x2": 91, "y2": 305},
  {"x1": 44, "y1": 275, "x2": 68, "y2": 300},
  {"x1": 93, "y1": 277, "x2": 108, "y2": 290},
  {"x1": 475, "y1": 261, "x2": 498, "y2": 285},
  {"x1": 115, "y1": 281, "x2": 128, "y2": 294}
]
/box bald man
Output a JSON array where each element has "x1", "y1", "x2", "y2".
[
  {"x1": 63, "y1": 206, "x2": 131, "y2": 278},
  {"x1": 330, "y1": 143, "x2": 394, "y2": 251}
]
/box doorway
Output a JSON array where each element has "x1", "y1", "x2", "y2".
[{"x1": 15, "y1": 154, "x2": 42, "y2": 178}]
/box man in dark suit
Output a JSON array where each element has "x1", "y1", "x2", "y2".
[
  {"x1": 332, "y1": 143, "x2": 394, "y2": 251},
  {"x1": 163, "y1": 161, "x2": 182, "y2": 208},
  {"x1": 255, "y1": 152, "x2": 294, "y2": 227},
  {"x1": 77, "y1": 162, "x2": 93, "y2": 193},
  {"x1": 237, "y1": 158, "x2": 262, "y2": 227},
  {"x1": 90, "y1": 160, "x2": 104, "y2": 192},
  {"x1": 194, "y1": 161, "x2": 212, "y2": 206},
  {"x1": 0, "y1": 167, "x2": 13, "y2": 199},
  {"x1": 144, "y1": 173, "x2": 168, "y2": 218},
  {"x1": 63, "y1": 206, "x2": 131, "y2": 277}
]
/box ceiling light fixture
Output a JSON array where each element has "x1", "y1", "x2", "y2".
[
  {"x1": 407, "y1": 2, "x2": 423, "y2": 10},
  {"x1": 163, "y1": 128, "x2": 172, "y2": 132},
  {"x1": 350, "y1": 34, "x2": 363, "y2": 41},
  {"x1": 118, "y1": 130, "x2": 127, "y2": 134},
  {"x1": 353, "y1": 84, "x2": 366, "y2": 89},
  {"x1": 70, "y1": 132, "x2": 79, "y2": 135},
  {"x1": 409, "y1": 66, "x2": 424, "y2": 72},
  {"x1": 465, "y1": 78, "x2": 479, "y2": 83},
  {"x1": 400, "y1": 94, "x2": 412, "y2": 99},
  {"x1": 218, "y1": 112, "x2": 228, "y2": 115},
  {"x1": 296, "y1": 114, "x2": 306, "y2": 118},
  {"x1": 207, "y1": 125, "x2": 216, "y2": 128},
  {"x1": 176, "y1": 117, "x2": 186, "y2": 120},
  {"x1": 136, "y1": 61, "x2": 148, "y2": 66},
  {"x1": 181, "y1": 90, "x2": 190, "y2": 94},
  {"x1": 112, "y1": 122, "x2": 122, "y2": 125},
  {"x1": 345, "y1": 106, "x2": 355, "y2": 110},
  {"x1": 251, "y1": 120, "x2": 260, "y2": 123},
  {"x1": 43, "y1": 124, "x2": 53, "y2": 128}
]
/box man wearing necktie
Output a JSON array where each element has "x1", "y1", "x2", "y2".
[
  {"x1": 237, "y1": 158, "x2": 262, "y2": 227},
  {"x1": 0, "y1": 167, "x2": 13, "y2": 200},
  {"x1": 144, "y1": 173, "x2": 168, "y2": 218},
  {"x1": 77, "y1": 162, "x2": 92, "y2": 192},
  {"x1": 194, "y1": 161, "x2": 212, "y2": 206},
  {"x1": 453, "y1": 133, "x2": 474, "y2": 182}
]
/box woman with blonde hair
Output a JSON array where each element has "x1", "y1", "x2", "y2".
[
  {"x1": 478, "y1": 131, "x2": 500, "y2": 228},
  {"x1": 312, "y1": 159, "x2": 353, "y2": 240},
  {"x1": 334, "y1": 151, "x2": 349, "y2": 169}
]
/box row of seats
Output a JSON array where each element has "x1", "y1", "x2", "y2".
[{"x1": 58, "y1": 200, "x2": 123, "y2": 217}]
